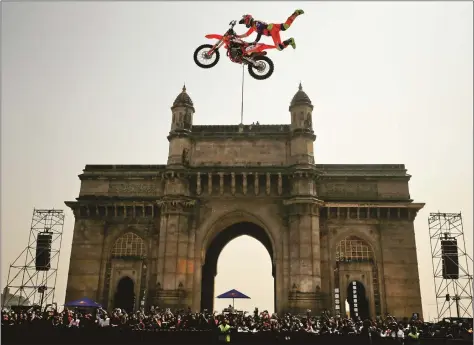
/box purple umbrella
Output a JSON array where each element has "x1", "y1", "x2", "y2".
[{"x1": 217, "y1": 289, "x2": 250, "y2": 308}]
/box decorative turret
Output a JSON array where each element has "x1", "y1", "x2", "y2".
[
  {"x1": 290, "y1": 82, "x2": 313, "y2": 109},
  {"x1": 289, "y1": 83, "x2": 314, "y2": 134},
  {"x1": 173, "y1": 85, "x2": 194, "y2": 109},
  {"x1": 168, "y1": 85, "x2": 194, "y2": 166},
  {"x1": 170, "y1": 85, "x2": 194, "y2": 133},
  {"x1": 289, "y1": 83, "x2": 316, "y2": 165}
]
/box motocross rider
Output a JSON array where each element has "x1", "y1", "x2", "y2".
[{"x1": 237, "y1": 10, "x2": 304, "y2": 51}]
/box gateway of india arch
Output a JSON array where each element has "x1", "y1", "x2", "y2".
[{"x1": 65, "y1": 84, "x2": 424, "y2": 319}]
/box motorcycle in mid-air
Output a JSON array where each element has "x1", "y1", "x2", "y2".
[{"x1": 193, "y1": 20, "x2": 276, "y2": 81}]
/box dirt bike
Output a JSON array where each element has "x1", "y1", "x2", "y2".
[{"x1": 193, "y1": 20, "x2": 277, "y2": 81}]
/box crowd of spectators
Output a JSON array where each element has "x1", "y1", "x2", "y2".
[{"x1": 2, "y1": 304, "x2": 472, "y2": 342}]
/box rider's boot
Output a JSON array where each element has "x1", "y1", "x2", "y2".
[
  {"x1": 280, "y1": 9, "x2": 304, "y2": 31},
  {"x1": 283, "y1": 38, "x2": 296, "y2": 49}
]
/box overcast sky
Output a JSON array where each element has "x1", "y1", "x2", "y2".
[{"x1": 1, "y1": 2, "x2": 472, "y2": 319}]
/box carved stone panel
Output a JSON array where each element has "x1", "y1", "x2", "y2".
[
  {"x1": 319, "y1": 182, "x2": 378, "y2": 199},
  {"x1": 192, "y1": 139, "x2": 287, "y2": 167},
  {"x1": 109, "y1": 181, "x2": 161, "y2": 196},
  {"x1": 157, "y1": 198, "x2": 196, "y2": 214},
  {"x1": 377, "y1": 181, "x2": 410, "y2": 200},
  {"x1": 164, "y1": 178, "x2": 189, "y2": 196}
]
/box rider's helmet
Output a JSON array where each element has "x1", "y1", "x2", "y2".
[{"x1": 239, "y1": 14, "x2": 254, "y2": 28}]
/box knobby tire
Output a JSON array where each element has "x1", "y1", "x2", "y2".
[
  {"x1": 247, "y1": 55, "x2": 274, "y2": 81},
  {"x1": 193, "y1": 44, "x2": 220, "y2": 69}
]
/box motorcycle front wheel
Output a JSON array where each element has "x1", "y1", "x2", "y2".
[
  {"x1": 247, "y1": 56, "x2": 274, "y2": 80},
  {"x1": 193, "y1": 44, "x2": 220, "y2": 69}
]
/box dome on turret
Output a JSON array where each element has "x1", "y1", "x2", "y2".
[
  {"x1": 172, "y1": 84, "x2": 194, "y2": 111},
  {"x1": 289, "y1": 83, "x2": 313, "y2": 110}
]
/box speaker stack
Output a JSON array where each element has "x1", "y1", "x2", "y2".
[
  {"x1": 441, "y1": 238, "x2": 459, "y2": 280},
  {"x1": 35, "y1": 232, "x2": 52, "y2": 271}
]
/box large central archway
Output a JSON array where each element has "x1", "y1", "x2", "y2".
[{"x1": 200, "y1": 222, "x2": 275, "y2": 312}]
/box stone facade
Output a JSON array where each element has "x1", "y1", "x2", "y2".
[{"x1": 65, "y1": 84, "x2": 424, "y2": 318}]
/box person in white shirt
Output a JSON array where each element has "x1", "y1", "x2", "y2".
[{"x1": 69, "y1": 318, "x2": 80, "y2": 328}]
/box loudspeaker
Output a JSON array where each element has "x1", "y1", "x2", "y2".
[
  {"x1": 441, "y1": 239, "x2": 459, "y2": 279},
  {"x1": 35, "y1": 233, "x2": 52, "y2": 271}
]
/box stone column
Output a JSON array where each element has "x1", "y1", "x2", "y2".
[
  {"x1": 155, "y1": 198, "x2": 196, "y2": 309},
  {"x1": 219, "y1": 173, "x2": 224, "y2": 195},
  {"x1": 254, "y1": 173, "x2": 259, "y2": 195},
  {"x1": 196, "y1": 173, "x2": 202, "y2": 195},
  {"x1": 278, "y1": 173, "x2": 283, "y2": 195},
  {"x1": 184, "y1": 208, "x2": 198, "y2": 309},
  {"x1": 280, "y1": 220, "x2": 290, "y2": 314},
  {"x1": 266, "y1": 173, "x2": 271, "y2": 195},
  {"x1": 146, "y1": 216, "x2": 161, "y2": 308},
  {"x1": 208, "y1": 173, "x2": 212, "y2": 195},
  {"x1": 231, "y1": 173, "x2": 236, "y2": 195},
  {"x1": 285, "y1": 200, "x2": 323, "y2": 314},
  {"x1": 192, "y1": 250, "x2": 203, "y2": 312},
  {"x1": 287, "y1": 204, "x2": 301, "y2": 289},
  {"x1": 242, "y1": 173, "x2": 247, "y2": 195}
]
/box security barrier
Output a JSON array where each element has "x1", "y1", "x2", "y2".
[{"x1": 1, "y1": 326, "x2": 472, "y2": 345}]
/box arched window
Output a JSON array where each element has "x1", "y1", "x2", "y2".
[
  {"x1": 111, "y1": 232, "x2": 146, "y2": 258},
  {"x1": 336, "y1": 236, "x2": 373, "y2": 262}
]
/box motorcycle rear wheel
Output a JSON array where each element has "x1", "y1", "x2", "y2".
[
  {"x1": 248, "y1": 55, "x2": 274, "y2": 80},
  {"x1": 193, "y1": 44, "x2": 220, "y2": 69}
]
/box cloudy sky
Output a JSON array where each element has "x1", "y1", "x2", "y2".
[{"x1": 1, "y1": 2, "x2": 472, "y2": 319}]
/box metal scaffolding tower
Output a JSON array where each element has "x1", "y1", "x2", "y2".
[
  {"x1": 2, "y1": 209, "x2": 65, "y2": 308},
  {"x1": 428, "y1": 212, "x2": 473, "y2": 319}
]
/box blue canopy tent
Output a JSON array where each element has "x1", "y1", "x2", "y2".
[
  {"x1": 64, "y1": 297, "x2": 102, "y2": 308},
  {"x1": 216, "y1": 289, "x2": 250, "y2": 309}
]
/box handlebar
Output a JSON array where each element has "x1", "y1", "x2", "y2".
[{"x1": 229, "y1": 20, "x2": 237, "y2": 27}]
